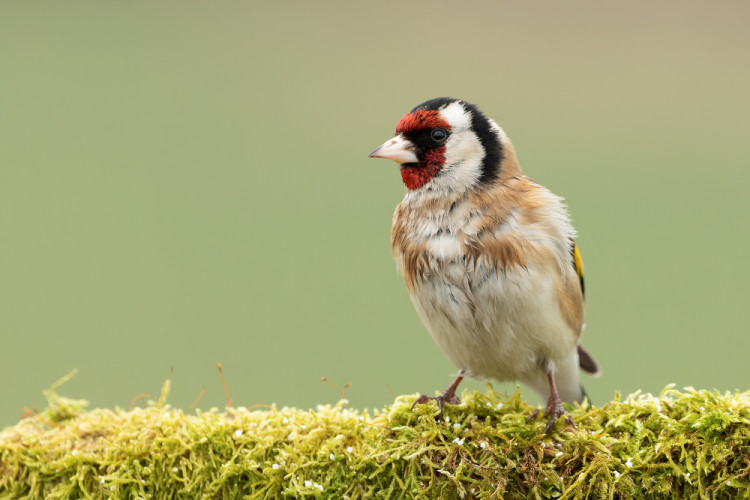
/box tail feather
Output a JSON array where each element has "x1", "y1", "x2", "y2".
[{"x1": 577, "y1": 344, "x2": 601, "y2": 377}]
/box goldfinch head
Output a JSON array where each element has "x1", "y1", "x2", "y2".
[{"x1": 369, "y1": 98, "x2": 506, "y2": 192}]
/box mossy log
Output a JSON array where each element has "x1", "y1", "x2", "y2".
[{"x1": 2, "y1": 377, "x2": 749, "y2": 499}]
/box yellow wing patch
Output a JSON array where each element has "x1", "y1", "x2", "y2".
[{"x1": 572, "y1": 242, "x2": 585, "y2": 298}]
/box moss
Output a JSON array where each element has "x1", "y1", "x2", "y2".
[{"x1": 2, "y1": 377, "x2": 750, "y2": 499}]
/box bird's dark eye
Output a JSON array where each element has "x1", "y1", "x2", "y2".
[{"x1": 431, "y1": 128, "x2": 448, "y2": 143}]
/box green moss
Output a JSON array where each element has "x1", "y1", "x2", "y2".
[{"x1": 2, "y1": 378, "x2": 749, "y2": 499}]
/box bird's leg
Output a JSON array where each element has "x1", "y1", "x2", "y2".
[
  {"x1": 529, "y1": 368, "x2": 575, "y2": 433},
  {"x1": 411, "y1": 370, "x2": 466, "y2": 420}
]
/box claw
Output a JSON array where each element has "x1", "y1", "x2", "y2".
[
  {"x1": 542, "y1": 396, "x2": 568, "y2": 433},
  {"x1": 411, "y1": 394, "x2": 430, "y2": 411},
  {"x1": 527, "y1": 408, "x2": 541, "y2": 423},
  {"x1": 410, "y1": 371, "x2": 465, "y2": 420}
]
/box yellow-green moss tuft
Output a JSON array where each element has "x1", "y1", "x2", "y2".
[{"x1": 2, "y1": 381, "x2": 750, "y2": 499}]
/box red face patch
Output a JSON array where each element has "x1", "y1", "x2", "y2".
[
  {"x1": 395, "y1": 109, "x2": 452, "y2": 190},
  {"x1": 396, "y1": 109, "x2": 451, "y2": 134},
  {"x1": 400, "y1": 146, "x2": 446, "y2": 190}
]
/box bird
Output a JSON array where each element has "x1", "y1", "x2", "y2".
[{"x1": 368, "y1": 97, "x2": 600, "y2": 432}]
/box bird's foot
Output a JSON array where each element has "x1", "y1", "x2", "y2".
[
  {"x1": 528, "y1": 394, "x2": 575, "y2": 433},
  {"x1": 542, "y1": 393, "x2": 575, "y2": 433},
  {"x1": 411, "y1": 371, "x2": 465, "y2": 420},
  {"x1": 411, "y1": 391, "x2": 460, "y2": 420}
]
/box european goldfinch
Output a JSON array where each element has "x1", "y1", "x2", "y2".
[{"x1": 369, "y1": 98, "x2": 600, "y2": 432}]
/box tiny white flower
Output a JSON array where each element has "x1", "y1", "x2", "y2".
[
  {"x1": 700, "y1": 407, "x2": 705, "y2": 411},
  {"x1": 72, "y1": 450, "x2": 78, "y2": 456},
  {"x1": 141, "y1": 479, "x2": 146, "y2": 484},
  {"x1": 234, "y1": 430, "x2": 243, "y2": 438},
  {"x1": 100, "y1": 478, "x2": 105, "y2": 484},
  {"x1": 283, "y1": 417, "x2": 289, "y2": 424},
  {"x1": 304, "y1": 480, "x2": 312, "y2": 487},
  {"x1": 686, "y1": 472, "x2": 691, "y2": 478},
  {"x1": 727, "y1": 481, "x2": 732, "y2": 486},
  {"x1": 329, "y1": 453, "x2": 335, "y2": 460},
  {"x1": 347, "y1": 446, "x2": 353, "y2": 453},
  {"x1": 555, "y1": 451, "x2": 563, "y2": 457},
  {"x1": 452, "y1": 438, "x2": 464, "y2": 446},
  {"x1": 445, "y1": 416, "x2": 450, "y2": 423},
  {"x1": 613, "y1": 471, "x2": 620, "y2": 478},
  {"x1": 480, "y1": 442, "x2": 487, "y2": 449},
  {"x1": 172, "y1": 467, "x2": 179, "y2": 473},
  {"x1": 315, "y1": 483, "x2": 324, "y2": 491},
  {"x1": 272, "y1": 464, "x2": 279, "y2": 470},
  {"x1": 453, "y1": 423, "x2": 460, "y2": 429},
  {"x1": 496, "y1": 402, "x2": 504, "y2": 409},
  {"x1": 625, "y1": 458, "x2": 633, "y2": 468},
  {"x1": 300, "y1": 425, "x2": 306, "y2": 430}
]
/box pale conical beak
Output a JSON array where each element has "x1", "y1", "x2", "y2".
[{"x1": 368, "y1": 134, "x2": 418, "y2": 164}]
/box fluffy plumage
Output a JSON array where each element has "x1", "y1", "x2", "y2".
[{"x1": 370, "y1": 98, "x2": 599, "y2": 432}]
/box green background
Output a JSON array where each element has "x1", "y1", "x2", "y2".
[{"x1": 2, "y1": 1, "x2": 749, "y2": 428}]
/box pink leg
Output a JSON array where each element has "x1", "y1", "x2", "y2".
[{"x1": 529, "y1": 368, "x2": 576, "y2": 433}]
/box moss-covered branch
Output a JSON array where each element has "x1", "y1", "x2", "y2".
[{"x1": 2, "y1": 379, "x2": 749, "y2": 499}]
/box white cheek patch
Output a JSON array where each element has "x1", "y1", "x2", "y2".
[{"x1": 430, "y1": 129, "x2": 485, "y2": 193}]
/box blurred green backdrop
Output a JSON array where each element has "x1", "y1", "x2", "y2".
[{"x1": 2, "y1": 1, "x2": 749, "y2": 427}]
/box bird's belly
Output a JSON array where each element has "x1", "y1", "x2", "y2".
[{"x1": 409, "y1": 261, "x2": 575, "y2": 383}]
